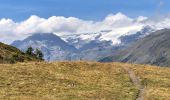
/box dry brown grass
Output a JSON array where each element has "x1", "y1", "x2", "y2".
[
  {"x1": 117, "y1": 63, "x2": 170, "y2": 100},
  {"x1": 0, "y1": 61, "x2": 138, "y2": 100},
  {"x1": 0, "y1": 61, "x2": 169, "y2": 100}
]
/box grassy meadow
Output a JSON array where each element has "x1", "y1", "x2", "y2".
[
  {"x1": 128, "y1": 64, "x2": 170, "y2": 100},
  {"x1": 0, "y1": 61, "x2": 169, "y2": 100}
]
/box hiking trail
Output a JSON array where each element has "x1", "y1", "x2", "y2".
[{"x1": 123, "y1": 66, "x2": 145, "y2": 100}]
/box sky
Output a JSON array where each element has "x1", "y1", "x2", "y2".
[
  {"x1": 0, "y1": 0, "x2": 169, "y2": 21},
  {"x1": 0, "y1": 0, "x2": 170, "y2": 44}
]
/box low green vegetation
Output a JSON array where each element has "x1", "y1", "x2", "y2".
[
  {"x1": 26, "y1": 47, "x2": 44, "y2": 60},
  {"x1": 0, "y1": 42, "x2": 43, "y2": 64}
]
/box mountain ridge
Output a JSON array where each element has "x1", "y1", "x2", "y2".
[{"x1": 99, "y1": 29, "x2": 170, "y2": 67}]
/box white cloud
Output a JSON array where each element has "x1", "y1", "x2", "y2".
[{"x1": 0, "y1": 12, "x2": 170, "y2": 44}]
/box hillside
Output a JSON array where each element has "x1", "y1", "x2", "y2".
[
  {"x1": 0, "y1": 61, "x2": 169, "y2": 99},
  {"x1": 100, "y1": 29, "x2": 170, "y2": 67},
  {"x1": 0, "y1": 42, "x2": 41, "y2": 63}
]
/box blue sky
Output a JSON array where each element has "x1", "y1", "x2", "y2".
[{"x1": 0, "y1": 0, "x2": 169, "y2": 21}]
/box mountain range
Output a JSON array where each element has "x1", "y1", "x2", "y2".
[{"x1": 11, "y1": 25, "x2": 153, "y2": 61}]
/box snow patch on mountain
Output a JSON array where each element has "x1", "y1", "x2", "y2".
[{"x1": 99, "y1": 25, "x2": 144, "y2": 45}]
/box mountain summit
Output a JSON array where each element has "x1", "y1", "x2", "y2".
[{"x1": 11, "y1": 33, "x2": 78, "y2": 61}]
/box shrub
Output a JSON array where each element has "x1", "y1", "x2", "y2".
[{"x1": 35, "y1": 49, "x2": 44, "y2": 60}]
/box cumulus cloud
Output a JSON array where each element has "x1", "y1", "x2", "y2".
[{"x1": 0, "y1": 12, "x2": 170, "y2": 44}]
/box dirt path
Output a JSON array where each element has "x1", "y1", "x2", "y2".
[{"x1": 123, "y1": 66, "x2": 145, "y2": 100}]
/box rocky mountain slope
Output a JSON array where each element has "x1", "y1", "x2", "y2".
[
  {"x1": 0, "y1": 42, "x2": 40, "y2": 63},
  {"x1": 100, "y1": 29, "x2": 170, "y2": 67}
]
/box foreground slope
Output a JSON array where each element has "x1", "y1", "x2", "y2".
[
  {"x1": 100, "y1": 29, "x2": 170, "y2": 67},
  {"x1": 0, "y1": 42, "x2": 40, "y2": 63},
  {"x1": 0, "y1": 62, "x2": 137, "y2": 100},
  {"x1": 127, "y1": 63, "x2": 170, "y2": 100},
  {"x1": 0, "y1": 62, "x2": 170, "y2": 100}
]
